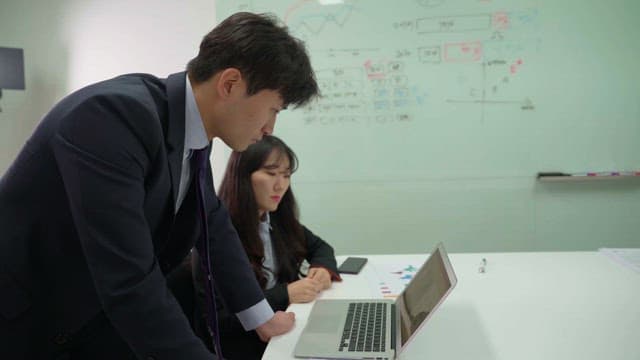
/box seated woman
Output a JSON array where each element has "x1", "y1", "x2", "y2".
[{"x1": 214, "y1": 135, "x2": 341, "y2": 359}]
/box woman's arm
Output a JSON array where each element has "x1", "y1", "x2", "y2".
[{"x1": 303, "y1": 226, "x2": 341, "y2": 282}]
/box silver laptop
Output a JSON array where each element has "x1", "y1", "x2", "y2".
[{"x1": 294, "y1": 242, "x2": 457, "y2": 359}]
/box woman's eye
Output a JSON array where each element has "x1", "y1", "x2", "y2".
[{"x1": 267, "y1": 172, "x2": 277, "y2": 176}]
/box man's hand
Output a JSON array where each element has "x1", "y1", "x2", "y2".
[
  {"x1": 255, "y1": 311, "x2": 295, "y2": 342},
  {"x1": 307, "y1": 267, "x2": 332, "y2": 289},
  {"x1": 287, "y1": 278, "x2": 323, "y2": 303}
]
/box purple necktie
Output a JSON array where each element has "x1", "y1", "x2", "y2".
[{"x1": 191, "y1": 147, "x2": 224, "y2": 359}]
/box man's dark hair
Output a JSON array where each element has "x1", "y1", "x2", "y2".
[{"x1": 187, "y1": 12, "x2": 319, "y2": 108}]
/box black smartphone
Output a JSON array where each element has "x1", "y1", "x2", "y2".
[{"x1": 338, "y1": 257, "x2": 368, "y2": 274}]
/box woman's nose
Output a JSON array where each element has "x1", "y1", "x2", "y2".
[{"x1": 274, "y1": 177, "x2": 285, "y2": 191}]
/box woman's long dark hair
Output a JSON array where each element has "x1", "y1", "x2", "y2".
[{"x1": 218, "y1": 135, "x2": 306, "y2": 288}]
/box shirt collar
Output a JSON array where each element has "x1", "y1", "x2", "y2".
[
  {"x1": 184, "y1": 73, "x2": 209, "y2": 154},
  {"x1": 259, "y1": 212, "x2": 272, "y2": 226}
]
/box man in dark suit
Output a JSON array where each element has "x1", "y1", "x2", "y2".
[{"x1": 0, "y1": 12, "x2": 318, "y2": 359}]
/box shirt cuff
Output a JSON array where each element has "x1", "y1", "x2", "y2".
[{"x1": 235, "y1": 299, "x2": 274, "y2": 331}]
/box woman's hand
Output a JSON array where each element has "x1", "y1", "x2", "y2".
[
  {"x1": 287, "y1": 278, "x2": 323, "y2": 303},
  {"x1": 307, "y1": 267, "x2": 332, "y2": 290}
]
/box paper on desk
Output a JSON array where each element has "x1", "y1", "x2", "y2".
[
  {"x1": 367, "y1": 261, "x2": 425, "y2": 299},
  {"x1": 599, "y1": 248, "x2": 640, "y2": 273}
]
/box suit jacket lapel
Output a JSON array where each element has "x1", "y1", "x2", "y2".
[{"x1": 165, "y1": 72, "x2": 187, "y2": 211}]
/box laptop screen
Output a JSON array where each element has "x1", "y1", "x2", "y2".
[{"x1": 396, "y1": 245, "x2": 454, "y2": 346}]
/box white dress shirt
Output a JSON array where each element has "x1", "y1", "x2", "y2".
[{"x1": 178, "y1": 74, "x2": 273, "y2": 330}]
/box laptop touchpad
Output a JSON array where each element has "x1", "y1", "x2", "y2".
[{"x1": 306, "y1": 315, "x2": 342, "y2": 333}]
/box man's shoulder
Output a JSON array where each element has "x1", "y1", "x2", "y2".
[
  {"x1": 60, "y1": 72, "x2": 179, "y2": 116},
  {"x1": 46, "y1": 74, "x2": 176, "y2": 138},
  {"x1": 88, "y1": 73, "x2": 166, "y2": 99}
]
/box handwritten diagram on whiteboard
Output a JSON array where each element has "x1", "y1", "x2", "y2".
[
  {"x1": 218, "y1": 0, "x2": 539, "y2": 128},
  {"x1": 216, "y1": 0, "x2": 640, "y2": 183}
]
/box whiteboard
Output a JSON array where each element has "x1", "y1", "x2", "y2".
[{"x1": 216, "y1": 0, "x2": 640, "y2": 254}]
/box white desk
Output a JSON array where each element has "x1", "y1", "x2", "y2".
[{"x1": 263, "y1": 252, "x2": 640, "y2": 360}]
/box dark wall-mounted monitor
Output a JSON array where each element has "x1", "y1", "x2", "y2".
[{"x1": 0, "y1": 47, "x2": 26, "y2": 90}]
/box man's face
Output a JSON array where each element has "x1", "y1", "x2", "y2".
[{"x1": 221, "y1": 80, "x2": 284, "y2": 151}]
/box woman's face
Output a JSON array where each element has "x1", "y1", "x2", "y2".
[{"x1": 250, "y1": 149, "x2": 291, "y2": 216}]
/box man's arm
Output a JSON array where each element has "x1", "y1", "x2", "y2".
[{"x1": 52, "y1": 94, "x2": 212, "y2": 359}]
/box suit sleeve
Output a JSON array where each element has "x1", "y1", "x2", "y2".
[
  {"x1": 202, "y1": 188, "x2": 273, "y2": 323},
  {"x1": 263, "y1": 283, "x2": 290, "y2": 312},
  {"x1": 303, "y1": 226, "x2": 341, "y2": 280},
  {"x1": 216, "y1": 282, "x2": 288, "y2": 335},
  {"x1": 51, "y1": 94, "x2": 212, "y2": 359}
]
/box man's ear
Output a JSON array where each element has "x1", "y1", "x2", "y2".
[{"x1": 217, "y1": 68, "x2": 243, "y2": 98}]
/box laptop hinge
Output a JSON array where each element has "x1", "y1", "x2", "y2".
[{"x1": 390, "y1": 303, "x2": 396, "y2": 350}]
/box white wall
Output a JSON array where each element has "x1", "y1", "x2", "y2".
[
  {"x1": 0, "y1": 0, "x2": 231, "y2": 185},
  {"x1": 1, "y1": 0, "x2": 71, "y2": 173}
]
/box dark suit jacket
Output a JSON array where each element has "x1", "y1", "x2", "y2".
[
  {"x1": 215, "y1": 221, "x2": 340, "y2": 359},
  {"x1": 0, "y1": 72, "x2": 266, "y2": 359}
]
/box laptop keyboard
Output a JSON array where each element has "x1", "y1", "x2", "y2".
[{"x1": 338, "y1": 302, "x2": 387, "y2": 352}]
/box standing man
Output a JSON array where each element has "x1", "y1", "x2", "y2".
[{"x1": 0, "y1": 12, "x2": 318, "y2": 359}]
